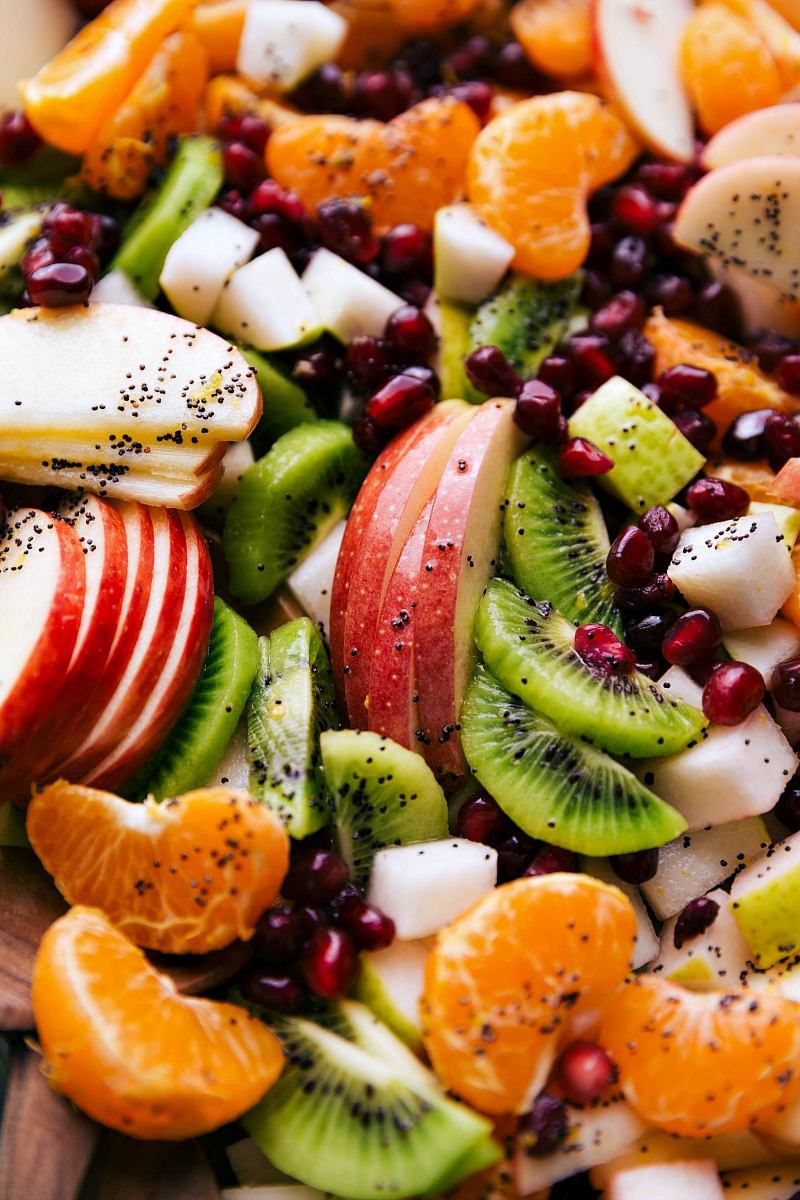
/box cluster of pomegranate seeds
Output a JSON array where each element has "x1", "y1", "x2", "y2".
[
  {"x1": 701, "y1": 661, "x2": 765, "y2": 726},
  {"x1": 557, "y1": 1042, "x2": 617, "y2": 1105},
  {"x1": 19, "y1": 201, "x2": 119, "y2": 308},
  {"x1": 352, "y1": 306, "x2": 439, "y2": 452},
  {"x1": 0, "y1": 110, "x2": 41, "y2": 168},
  {"x1": 456, "y1": 790, "x2": 576, "y2": 883},
  {"x1": 574, "y1": 623, "x2": 635, "y2": 677},
  {"x1": 673, "y1": 895, "x2": 720, "y2": 948},
  {"x1": 611, "y1": 847, "x2": 659, "y2": 885},
  {"x1": 605, "y1": 506, "x2": 680, "y2": 643}
]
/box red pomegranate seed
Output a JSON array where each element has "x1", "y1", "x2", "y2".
[
  {"x1": 47, "y1": 207, "x2": 93, "y2": 256},
  {"x1": 588, "y1": 221, "x2": 615, "y2": 265},
  {"x1": 301, "y1": 927, "x2": 360, "y2": 999},
  {"x1": 772, "y1": 655, "x2": 800, "y2": 712},
  {"x1": 645, "y1": 274, "x2": 692, "y2": 316},
  {"x1": 292, "y1": 62, "x2": 349, "y2": 112},
  {"x1": 614, "y1": 572, "x2": 676, "y2": 613},
  {"x1": 702, "y1": 661, "x2": 765, "y2": 725},
  {"x1": 689, "y1": 280, "x2": 743, "y2": 341},
  {"x1": 457, "y1": 792, "x2": 510, "y2": 845},
  {"x1": 449, "y1": 80, "x2": 493, "y2": 121},
  {"x1": 634, "y1": 160, "x2": 694, "y2": 201},
  {"x1": 0, "y1": 110, "x2": 41, "y2": 167},
  {"x1": 611, "y1": 848, "x2": 659, "y2": 884},
  {"x1": 346, "y1": 336, "x2": 395, "y2": 390},
  {"x1": 537, "y1": 356, "x2": 574, "y2": 398},
  {"x1": 353, "y1": 415, "x2": 392, "y2": 454},
  {"x1": 673, "y1": 896, "x2": 719, "y2": 949},
  {"x1": 638, "y1": 506, "x2": 680, "y2": 558},
  {"x1": 687, "y1": 655, "x2": 726, "y2": 686},
  {"x1": 447, "y1": 34, "x2": 492, "y2": 77},
  {"x1": 524, "y1": 844, "x2": 577, "y2": 876},
  {"x1": 254, "y1": 212, "x2": 305, "y2": 258},
  {"x1": 318, "y1": 197, "x2": 379, "y2": 264},
  {"x1": 381, "y1": 224, "x2": 433, "y2": 279},
  {"x1": 366, "y1": 373, "x2": 436, "y2": 428},
  {"x1": 384, "y1": 305, "x2": 437, "y2": 362},
  {"x1": 625, "y1": 609, "x2": 675, "y2": 656},
  {"x1": 518, "y1": 1093, "x2": 569, "y2": 1157},
  {"x1": 606, "y1": 526, "x2": 655, "y2": 587},
  {"x1": 686, "y1": 477, "x2": 750, "y2": 523},
  {"x1": 465, "y1": 345, "x2": 523, "y2": 397},
  {"x1": 611, "y1": 184, "x2": 662, "y2": 235},
  {"x1": 589, "y1": 290, "x2": 646, "y2": 341},
  {"x1": 558, "y1": 1042, "x2": 617, "y2": 1105},
  {"x1": 62, "y1": 245, "x2": 100, "y2": 279},
  {"x1": 240, "y1": 969, "x2": 307, "y2": 1014},
  {"x1": 294, "y1": 348, "x2": 342, "y2": 390},
  {"x1": 574, "y1": 623, "x2": 635, "y2": 676},
  {"x1": 776, "y1": 767, "x2": 800, "y2": 832},
  {"x1": 746, "y1": 330, "x2": 794, "y2": 374},
  {"x1": 233, "y1": 114, "x2": 271, "y2": 155},
  {"x1": 496, "y1": 830, "x2": 539, "y2": 880},
  {"x1": 764, "y1": 411, "x2": 800, "y2": 471},
  {"x1": 493, "y1": 41, "x2": 545, "y2": 90},
  {"x1": 776, "y1": 355, "x2": 800, "y2": 395},
  {"x1": 609, "y1": 235, "x2": 652, "y2": 289},
  {"x1": 514, "y1": 379, "x2": 562, "y2": 442},
  {"x1": 402, "y1": 363, "x2": 441, "y2": 400},
  {"x1": 281, "y1": 848, "x2": 350, "y2": 906},
  {"x1": 334, "y1": 894, "x2": 395, "y2": 951},
  {"x1": 250, "y1": 179, "x2": 307, "y2": 223},
  {"x1": 354, "y1": 69, "x2": 413, "y2": 121},
  {"x1": 721, "y1": 408, "x2": 775, "y2": 462},
  {"x1": 565, "y1": 332, "x2": 620, "y2": 390},
  {"x1": 662, "y1": 608, "x2": 722, "y2": 666},
  {"x1": 671, "y1": 408, "x2": 716, "y2": 453},
  {"x1": 222, "y1": 141, "x2": 264, "y2": 191},
  {"x1": 20, "y1": 237, "x2": 55, "y2": 279},
  {"x1": 558, "y1": 437, "x2": 614, "y2": 479},
  {"x1": 659, "y1": 363, "x2": 718, "y2": 410},
  {"x1": 254, "y1": 905, "x2": 312, "y2": 963},
  {"x1": 27, "y1": 262, "x2": 92, "y2": 307},
  {"x1": 581, "y1": 267, "x2": 613, "y2": 311},
  {"x1": 618, "y1": 328, "x2": 656, "y2": 389},
  {"x1": 217, "y1": 188, "x2": 251, "y2": 222}
]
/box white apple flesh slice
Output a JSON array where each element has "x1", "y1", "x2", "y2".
[
  {"x1": 591, "y1": 0, "x2": 696, "y2": 164},
  {"x1": 0, "y1": 456, "x2": 224, "y2": 511},
  {"x1": 237, "y1": 0, "x2": 348, "y2": 92},
  {"x1": 0, "y1": 431, "x2": 226, "y2": 479},
  {"x1": 605, "y1": 1160, "x2": 725, "y2": 1200},
  {"x1": 673, "y1": 155, "x2": 800, "y2": 306},
  {"x1": 702, "y1": 103, "x2": 800, "y2": 170},
  {"x1": 0, "y1": 508, "x2": 85, "y2": 759},
  {"x1": 159, "y1": 207, "x2": 260, "y2": 327}
]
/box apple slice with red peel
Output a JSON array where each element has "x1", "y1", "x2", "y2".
[
  {"x1": 0, "y1": 508, "x2": 85, "y2": 759},
  {"x1": 701, "y1": 103, "x2": 800, "y2": 170},
  {"x1": 673, "y1": 154, "x2": 800, "y2": 305},
  {"x1": 412, "y1": 399, "x2": 529, "y2": 782},
  {"x1": 591, "y1": 0, "x2": 695, "y2": 164},
  {"x1": 84, "y1": 511, "x2": 214, "y2": 792}
]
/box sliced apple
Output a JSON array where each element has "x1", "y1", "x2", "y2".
[
  {"x1": 673, "y1": 155, "x2": 800, "y2": 306},
  {"x1": 702, "y1": 102, "x2": 800, "y2": 170},
  {"x1": 0, "y1": 432, "x2": 226, "y2": 480},
  {"x1": 0, "y1": 456, "x2": 224, "y2": 511},
  {"x1": 591, "y1": 0, "x2": 696, "y2": 164}
]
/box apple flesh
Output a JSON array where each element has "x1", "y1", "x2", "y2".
[
  {"x1": 701, "y1": 103, "x2": 800, "y2": 170},
  {"x1": 605, "y1": 1160, "x2": 725, "y2": 1200},
  {"x1": 728, "y1": 830, "x2": 800, "y2": 968}
]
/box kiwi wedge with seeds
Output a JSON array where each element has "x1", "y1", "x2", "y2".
[
  {"x1": 503, "y1": 444, "x2": 623, "y2": 635},
  {"x1": 223, "y1": 420, "x2": 370, "y2": 606},
  {"x1": 461, "y1": 665, "x2": 687, "y2": 855},
  {"x1": 467, "y1": 271, "x2": 583, "y2": 378},
  {"x1": 475, "y1": 577, "x2": 706, "y2": 758}
]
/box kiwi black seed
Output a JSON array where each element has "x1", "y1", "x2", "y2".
[
  {"x1": 461, "y1": 665, "x2": 687, "y2": 855},
  {"x1": 320, "y1": 729, "x2": 449, "y2": 889},
  {"x1": 223, "y1": 420, "x2": 369, "y2": 606},
  {"x1": 474, "y1": 577, "x2": 707, "y2": 758},
  {"x1": 467, "y1": 271, "x2": 582, "y2": 378},
  {"x1": 503, "y1": 444, "x2": 622, "y2": 634},
  {"x1": 247, "y1": 616, "x2": 340, "y2": 839},
  {"x1": 119, "y1": 597, "x2": 259, "y2": 801}
]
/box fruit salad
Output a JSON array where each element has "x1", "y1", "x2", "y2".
[{"x1": 4, "y1": 0, "x2": 800, "y2": 1197}]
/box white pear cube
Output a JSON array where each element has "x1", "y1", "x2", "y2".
[
  {"x1": 640, "y1": 816, "x2": 770, "y2": 920},
  {"x1": 354, "y1": 937, "x2": 432, "y2": 1050},
  {"x1": 90, "y1": 268, "x2": 153, "y2": 307},
  {"x1": 236, "y1": 0, "x2": 347, "y2": 92},
  {"x1": 668, "y1": 512, "x2": 795, "y2": 630},
  {"x1": 159, "y1": 208, "x2": 259, "y2": 326},
  {"x1": 729, "y1": 831, "x2": 800, "y2": 968},
  {"x1": 366, "y1": 838, "x2": 497, "y2": 940},
  {"x1": 302, "y1": 248, "x2": 404, "y2": 343},
  {"x1": 286, "y1": 518, "x2": 346, "y2": 641},
  {"x1": 720, "y1": 1162, "x2": 800, "y2": 1198},
  {"x1": 606, "y1": 1160, "x2": 724, "y2": 1200},
  {"x1": 212, "y1": 247, "x2": 320, "y2": 351},
  {"x1": 579, "y1": 855, "x2": 659, "y2": 969},
  {"x1": 433, "y1": 204, "x2": 515, "y2": 305},
  {"x1": 723, "y1": 617, "x2": 800, "y2": 689},
  {"x1": 591, "y1": 1128, "x2": 780, "y2": 1192},
  {"x1": 650, "y1": 887, "x2": 753, "y2": 991}
]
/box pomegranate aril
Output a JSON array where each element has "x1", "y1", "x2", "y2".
[
  {"x1": 518, "y1": 1092, "x2": 569, "y2": 1158},
  {"x1": 775, "y1": 355, "x2": 800, "y2": 396},
  {"x1": 354, "y1": 69, "x2": 413, "y2": 121},
  {"x1": 615, "y1": 572, "x2": 676, "y2": 613},
  {"x1": 686, "y1": 477, "x2": 750, "y2": 523},
  {"x1": 606, "y1": 525, "x2": 655, "y2": 587},
  {"x1": 638, "y1": 506, "x2": 680, "y2": 558},
  {"x1": 645, "y1": 274, "x2": 692, "y2": 317},
  {"x1": 0, "y1": 110, "x2": 41, "y2": 167},
  {"x1": 250, "y1": 179, "x2": 307, "y2": 224},
  {"x1": 292, "y1": 63, "x2": 349, "y2": 113},
  {"x1": 662, "y1": 608, "x2": 722, "y2": 666},
  {"x1": 565, "y1": 332, "x2": 620, "y2": 390},
  {"x1": 611, "y1": 184, "x2": 662, "y2": 235},
  {"x1": 88, "y1": 213, "x2": 119, "y2": 263},
  {"x1": 255, "y1": 905, "x2": 311, "y2": 963},
  {"x1": 634, "y1": 160, "x2": 694, "y2": 201},
  {"x1": 771, "y1": 655, "x2": 800, "y2": 712},
  {"x1": 346, "y1": 336, "x2": 395, "y2": 391},
  {"x1": 673, "y1": 896, "x2": 720, "y2": 948},
  {"x1": 609, "y1": 235, "x2": 652, "y2": 289},
  {"x1": 334, "y1": 894, "x2": 395, "y2": 951},
  {"x1": 580, "y1": 267, "x2": 613, "y2": 311},
  {"x1": 589, "y1": 290, "x2": 646, "y2": 341},
  {"x1": 537, "y1": 356, "x2": 574, "y2": 398},
  {"x1": 294, "y1": 348, "x2": 342, "y2": 391},
  {"x1": 366, "y1": 373, "x2": 436, "y2": 429},
  {"x1": 574, "y1": 622, "x2": 635, "y2": 676},
  {"x1": 237, "y1": 115, "x2": 271, "y2": 155},
  {"x1": 353, "y1": 416, "x2": 393, "y2": 455},
  {"x1": 588, "y1": 221, "x2": 615, "y2": 266},
  {"x1": 617, "y1": 328, "x2": 656, "y2": 389},
  {"x1": 222, "y1": 141, "x2": 264, "y2": 191},
  {"x1": 558, "y1": 437, "x2": 614, "y2": 480},
  {"x1": 721, "y1": 408, "x2": 774, "y2": 462},
  {"x1": 625, "y1": 608, "x2": 675, "y2": 656},
  {"x1": 496, "y1": 830, "x2": 539, "y2": 880},
  {"x1": 702, "y1": 661, "x2": 765, "y2": 726},
  {"x1": 48, "y1": 207, "x2": 93, "y2": 256},
  {"x1": 456, "y1": 791, "x2": 510, "y2": 846},
  {"x1": 746, "y1": 329, "x2": 795, "y2": 374},
  {"x1": 21, "y1": 238, "x2": 55, "y2": 279},
  {"x1": 514, "y1": 379, "x2": 562, "y2": 442},
  {"x1": 62, "y1": 245, "x2": 100, "y2": 279},
  {"x1": 611, "y1": 847, "x2": 659, "y2": 885},
  {"x1": 448, "y1": 80, "x2": 493, "y2": 121},
  {"x1": 254, "y1": 212, "x2": 305, "y2": 258},
  {"x1": 381, "y1": 225, "x2": 433, "y2": 279},
  {"x1": 689, "y1": 280, "x2": 743, "y2": 341},
  {"x1": 27, "y1": 262, "x2": 92, "y2": 307},
  {"x1": 659, "y1": 363, "x2": 718, "y2": 410},
  {"x1": 671, "y1": 408, "x2": 716, "y2": 453},
  {"x1": 465, "y1": 345, "x2": 522, "y2": 397},
  {"x1": 776, "y1": 767, "x2": 800, "y2": 832},
  {"x1": 401, "y1": 363, "x2": 441, "y2": 400},
  {"x1": 524, "y1": 844, "x2": 577, "y2": 877},
  {"x1": 301, "y1": 926, "x2": 360, "y2": 999},
  {"x1": 384, "y1": 306, "x2": 437, "y2": 362},
  {"x1": 281, "y1": 848, "x2": 350, "y2": 906},
  {"x1": 492, "y1": 41, "x2": 545, "y2": 90},
  {"x1": 447, "y1": 35, "x2": 493, "y2": 77},
  {"x1": 687, "y1": 655, "x2": 725, "y2": 687},
  {"x1": 634, "y1": 656, "x2": 664, "y2": 680},
  {"x1": 240, "y1": 969, "x2": 307, "y2": 1014},
  {"x1": 317, "y1": 197, "x2": 380, "y2": 265},
  {"x1": 764, "y1": 411, "x2": 800, "y2": 471},
  {"x1": 558, "y1": 1042, "x2": 617, "y2": 1105},
  {"x1": 218, "y1": 188, "x2": 251, "y2": 222}
]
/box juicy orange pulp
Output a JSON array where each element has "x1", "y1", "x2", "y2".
[
  {"x1": 509, "y1": 0, "x2": 593, "y2": 80},
  {"x1": 600, "y1": 974, "x2": 800, "y2": 1136},
  {"x1": 32, "y1": 905, "x2": 284, "y2": 1140},
  {"x1": 421, "y1": 873, "x2": 637, "y2": 1115},
  {"x1": 191, "y1": 0, "x2": 246, "y2": 75},
  {"x1": 467, "y1": 91, "x2": 640, "y2": 280},
  {"x1": 26, "y1": 782, "x2": 290, "y2": 955}
]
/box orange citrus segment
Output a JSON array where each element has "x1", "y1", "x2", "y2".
[
  {"x1": 81, "y1": 29, "x2": 209, "y2": 198},
  {"x1": 191, "y1": 0, "x2": 246, "y2": 75},
  {"x1": 716, "y1": 0, "x2": 800, "y2": 90},
  {"x1": 387, "y1": 0, "x2": 482, "y2": 32},
  {"x1": 679, "y1": 2, "x2": 783, "y2": 136},
  {"x1": 203, "y1": 74, "x2": 302, "y2": 135},
  {"x1": 32, "y1": 905, "x2": 284, "y2": 1140},
  {"x1": 510, "y1": 0, "x2": 592, "y2": 79},
  {"x1": 420, "y1": 873, "x2": 637, "y2": 1116},
  {"x1": 467, "y1": 92, "x2": 640, "y2": 280},
  {"x1": 26, "y1": 782, "x2": 290, "y2": 955},
  {"x1": 600, "y1": 975, "x2": 800, "y2": 1136},
  {"x1": 329, "y1": 0, "x2": 406, "y2": 70},
  {"x1": 266, "y1": 95, "x2": 481, "y2": 233}
]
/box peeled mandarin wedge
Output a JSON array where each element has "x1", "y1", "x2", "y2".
[
  {"x1": 600, "y1": 975, "x2": 800, "y2": 1136},
  {"x1": 266, "y1": 95, "x2": 481, "y2": 233},
  {"x1": 19, "y1": 0, "x2": 197, "y2": 155},
  {"x1": 26, "y1": 783, "x2": 290, "y2": 954},
  {"x1": 387, "y1": 0, "x2": 482, "y2": 32},
  {"x1": 420, "y1": 873, "x2": 637, "y2": 1116},
  {"x1": 467, "y1": 92, "x2": 640, "y2": 280},
  {"x1": 32, "y1": 905, "x2": 284, "y2": 1140},
  {"x1": 509, "y1": 0, "x2": 592, "y2": 79}
]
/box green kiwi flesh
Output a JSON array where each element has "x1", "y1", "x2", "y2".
[
  {"x1": 503, "y1": 444, "x2": 622, "y2": 635},
  {"x1": 119, "y1": 597, "x2": 258, "y2": 801},
  {"x1": 320, "y1": 729, "x2": 449, "y2": 889},
  {"x1": 223, "y1": 420, "x2": 369, "y2": 606},
  {"x1": 247, "y1": 617, "x2": 339, "y2": 839},
  {"x1": 467, "y1": 272, "x2": 582, "y2": 378},
  {"x1": 239, "y1": 1001, "x2": 498, "y2": 1200},
  {"x1": 461, "y1": 665, "x2": 687, "y2": 854},
  {"x1": 475, "y1": 577, "x2": 707, "y2": 758},
  {"x1": 240, "y1": 346, "x2": 320, "y2": 457}
]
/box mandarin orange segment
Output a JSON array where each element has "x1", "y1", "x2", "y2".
[
  {"x1": 32, "y1": 905, "x2": 284, "y2": 1140},
  {"x1": 19, "y1": 0, "x2": 197, "y2": 155},
  {"x1": 387, "y1": 0, "x2": 482, "y2": 32},
  {"x1": 266, "y1": 95, "x2": 480, "y2": 233},
  {"x1": 191, "y1": 0, "x2": 246, "y2": 76},
  {"x1": 420, "y1": 873, "x2": 637, "y2": 1116},
  {"x1": 600, "y1": 975, "x2": 800, "y2": 1136},
  {"x1": 467, "y1": 92, "x2": 640, "y2": 280},
  {"x1": 679, "y1": 2, "x2": 782, "y2": 136},
  {"x1": 509, "y1": 0, "x2": 593, "y2": 80},
  {"x1": 26, "y1": 782, "x2": 290, "y2": 955}
]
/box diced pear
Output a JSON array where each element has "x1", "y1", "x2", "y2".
[
  {"x1": 354, "y1": 937, "x2": 432, "y2": 1050},
  {"x1": 723, "y1": 616, "x2": 800, "y2": 688},
  {"x1": 649, "y1": 887, "x2": 753, "y2": 990},
  {"x1": 719, "y1": 1162, "x2": 800, "y2": 1198},
  {"x1": 212, "y1": 247, "x2": 321, "y2": 351},
  {"x1": 236, "y1": 0, "x2": 347, "y2": 92},
  {"x1": 90, "y1": 269, "x2": 153, "y2": 307},
  {"x1": 579, "y1": 855, "x2": 659, "y2": 969},
  {"x1": 434, "y1": 203, "x2": 515, "y2": 305},
  {"x1": 160, "y1": 208, "x2": 259, "y2": 326},
  {"x1": 606, "y1": 1159, "x2": 725, "y2": 1200},
  {"x1": 302, "y1": 248, "x2": 404, "y2": 343},
  {"x1": 590, "y1": 1128, "x2": 780, "y2": 1192},
  {"x1": 729, "y1": 830, "x2": 800, "y2": 968}
]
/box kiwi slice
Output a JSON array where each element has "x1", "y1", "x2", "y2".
[
  {"x1": 239, "y1": 346, "x2": 320, "y2": 457},
  {"x1": 468, "y1": 271, "x2": 582, "y2": 378},
  {"x1": 119, "y1": 597, "x2": 259, "y2": 801},
  {"x1": 503, "y1": 444, "x2": 622, "y2": 634},
  {"x1": 240, "y1": 1001, "x2": 498, "y2": 1200},
  {"x1": 475, "y1": 578, "x2": 706, "y2": 759},
  {"x1": 247, "y1": 616, "x2": 339, "y2": 839},
  {"x1": 223, "y1": 419, "x2": 369, "y2": 606},
  {"x1": 320, "y1": 729, "x2": 449, "y2": 889},
  {"x1": 461, "y1": 665, "x2": 687, "y2": 854}
]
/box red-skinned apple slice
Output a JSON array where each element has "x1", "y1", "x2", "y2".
[
  {"x1": 673, "y1": 155, "x2": 800, "y2": 306},
  {"x1": 591, "y1": 0, "x2": 695, "y2": 164},
  {"x1": 701, "y1": 104, "x2": 800, "y2": 170},
  {"x1": 333, "y1": 401, "x2": 474, "y2": 728},
  {"x1": 84, "y1": 511, "x2": 214, "y2": 792},
  {"x1": 0, "y1": 508, "x2": 85, "y2": 759},
  {"x1": 413, "y1": 399, "x2": 529, "y2": 782}
]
